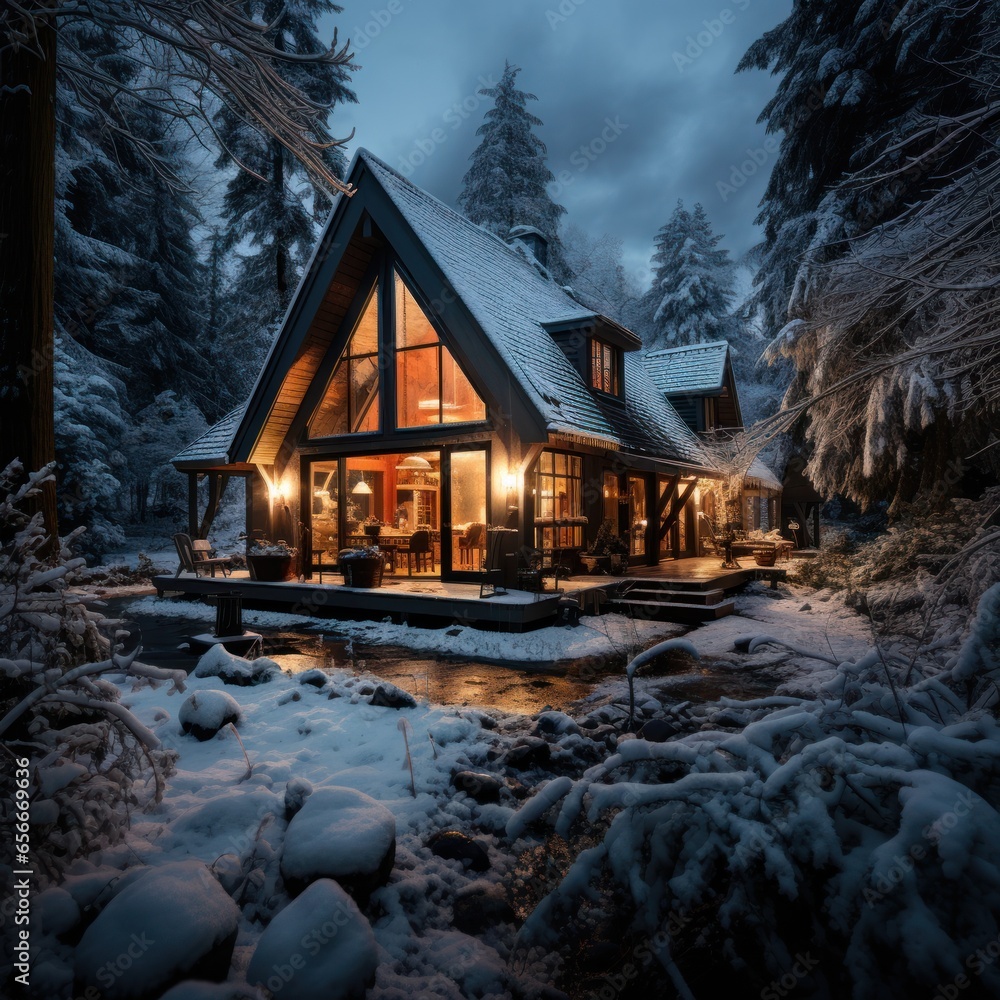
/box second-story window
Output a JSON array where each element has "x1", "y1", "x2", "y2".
[{"x1": 590, "y1": 338, "x2": 620, "y2": 395}]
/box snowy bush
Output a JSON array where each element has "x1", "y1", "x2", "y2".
[
  {"x1": 511, "y1": 584, "x2": 1000, "y2": 998},
  {"x1": 0, "y1": 463, "x2": 183, "y2": 879}
]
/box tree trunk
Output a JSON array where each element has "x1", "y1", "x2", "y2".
[{"x1": 0, "y1": 4, "x2": 59, "y2": 546}]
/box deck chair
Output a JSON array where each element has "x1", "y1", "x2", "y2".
[
  {"x1": 174, "y1": 533, "x2": 232, "y2": 577},
  {"x1": 479, "y1": 529, "x2": 508, "y2": 598}
]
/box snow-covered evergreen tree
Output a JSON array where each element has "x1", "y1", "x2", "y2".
[
  {"x1": 459, "y1": 61, "x2": 567, "y2": 278},
  {"x1": 53, "y1": 336, "x2": 128, "y2": 559},
  {"x1": 561, "y1": 226, "x2": 638, "y2": 323},
  {"x1": 214, "y1": 0, "x2": 356, "y2": 334},
  {"x1": 643, "y1": 200, "x2": 737, "y2": 350},
  {"x1": 741, "y1": 0, "x2": 998, "y2": 511},
  {"x1": 126, "y1": 391, "x2": 208, "y2": 524}
]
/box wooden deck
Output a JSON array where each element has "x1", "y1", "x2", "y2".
[
  {"x1": 153, "y1": 556, "x2": 780, "y2": 631},
  {"x1": 153, "y1": 571, "x2": 573, "y2": 632}
]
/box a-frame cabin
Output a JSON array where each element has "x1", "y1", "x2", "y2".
[{"x1": 174, "y1": 149, "x2": 745, "y2": 579}]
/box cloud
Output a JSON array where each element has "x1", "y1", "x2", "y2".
[{"x1": 330, "y1": 0, "x2": 791, "y2": 287}]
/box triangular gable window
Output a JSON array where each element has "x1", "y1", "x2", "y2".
[
  {"x1": 395, "y1": 271, "x2": 486, "y2": 427},
  {"x1": 308, "y1": 285, "x2": 380, "y2": 437}
]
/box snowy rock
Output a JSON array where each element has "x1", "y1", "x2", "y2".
[
  {"x1": 210, "y1": 854, "x2": 244, "y2": 898},
  {"x1": 74, "y1": 860, "x2": 239, "y2": 999},
  {"x1": 34, "y1": 887, "x2": 80, "y2": 937},
  {"x1": 427, "y1": 830, "x2": 491, "y2": 872},
  {"x1": 284, "y1": 777, "x2": 314, "y2": 819},
  {"x1": 246, "y1": 879, "x2": 377, "y2": 1000},
  {"x1": 452, "y1": 881, "x2": 516, "y2": 934},
  {"x1": 369, "y1": 681, "x2": 417, "y2": 709},
  {"x1": 280, "y1": 786, "x2": 396, "y2": 900},
  {"x1": 179, "y1": 690, "x2": 241, "y2": 741},
  {"x1": 425, "y1": 930, "x2": 507, "y2": 998},
  {"x1": 637, "y1": 718, "x2": 678, "y2": 743},
  {"x1": 30, "y1": 798, "x2": 60, "y2": 825},
  {"x1": 298, "y1": 668, "x2": 329, "y2": 689},
  {"x1": 193, "y1": 645, "x2": 278, "y2": 686},
  {"x1": 451, "y1": 770, "x2": 503, "y2": 804},
  {"x1": 504, "y1": 737, "x2": 551, "y2": 770},
  {"x1": 533, "y1": 711, "x2": 580, "y2": 736},
  {"x1": 583, "y1": 724, "x2": 618, "y2": 748}
]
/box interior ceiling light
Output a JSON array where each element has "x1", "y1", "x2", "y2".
[{"x1": 395, "y1": 455, "x2": 433, "y2": 471}]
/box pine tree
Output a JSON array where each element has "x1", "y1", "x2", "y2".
[
  {"x1": 53, "y1": 335, "x2": 128, "y2": 559},
  {"x1": 561, "y1": 226, "x2": 637, "y2": 323},
  {"x1": 644, "y1": 201, "x2": 736, "y2": 349},
  {"x1": 741, "y1": 0, "x2": 998, "y2": 511},
  {"x1": 1, "y1": 1, "x2": 355, "y2": 543},
  {"x1": 459, "y1": 61, "x2": 567, "y2": 276},
  {"x1": 215, "y1": 0, "x2": 357, "y2": 329}
]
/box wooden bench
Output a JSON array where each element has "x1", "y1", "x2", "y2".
[{"x1": 174, "y1": 533, "x2": 232, "y2": 578}]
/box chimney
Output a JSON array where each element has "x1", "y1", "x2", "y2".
[{"x1": 507, "y1": 225, "x2": 548, "y2": 269}]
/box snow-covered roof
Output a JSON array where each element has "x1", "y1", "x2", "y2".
[
  {"x1": 172, "y1": 405, "x2": 245, "y2": 466},
  {"x1": 746, "y1": 456, "x2": 783, "y2": 491},
  {"x1": 175, "y1": 150, "x2": 712, "y2": 472},
  {"x1": 644, "y1": 341, "x2": 730, "y2": 396},
  {"x1": 357, "y1": 150, "x2": 708, "y2": 465}
]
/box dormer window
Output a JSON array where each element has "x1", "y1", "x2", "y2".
[{"x1": 590, "y1": 338, "x2": 621, "y2": 396}]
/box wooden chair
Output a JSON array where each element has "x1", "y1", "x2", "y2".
[
  {"x1": 406, "y1": 530, "x2": 434, "y2": 574},
  {"x1": 174, "y1": 533, "x2": 232, "y2": 578},
  {"x1": 479, "y1": 529, "x2": 509, "y2": 598},
  {"x1": 516, "y1": 547, "x2": 560, "y2": 596},
  {"x1": 458, "y1": 522, "x2": 486, "y2": 569}
]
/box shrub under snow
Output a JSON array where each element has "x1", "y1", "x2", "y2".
[
  {"x1": 510, "y1": 583, "x2": 1000, "y2": 999},
  {"x1": 0, "y1": 462, "x2": 184, "y2": 880}
]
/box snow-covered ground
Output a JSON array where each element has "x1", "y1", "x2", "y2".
[{"x1": 26, "y1": 582, "x2": 884, "y2": 998}]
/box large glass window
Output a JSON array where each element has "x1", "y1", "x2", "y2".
[
  {"x1": 311, "y1": 462, "x2": 340, "y2": 552},
  {"x1": 590, "y1": 338, "x2": 620, "y2": 395},
  {"x1": 395, "y1": 272, "x2": 486, "y2": 427},
  {"x1": 628, "y1": 475, "x2": 647, "y2": 556},
  {"x1": 308, "y1": 287, "x2": 380, "y2": 437},
  {"x1": 450, "y1": 450, "x2": 488, "y2": 573},
  {"x1": 534, "y1": 450, "x2": 586, "y2": 554}
]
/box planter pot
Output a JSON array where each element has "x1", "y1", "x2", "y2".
[
  {"x1": 363, "y1": 524, "x2": 382, "y2": 539},
  {"x1": 753, "y1": 545, "x2": 777, "y2": 567},
  {"x1": 248, "y1": 554, "x2": 293, "y2": 582},
  {"x1": 342, "y1": 557, "x2": 384, "y2": 588},
  {"x1": 579, "y1": 555, "x2": 606, "y2": 575}
]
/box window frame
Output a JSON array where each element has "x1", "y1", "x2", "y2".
[{"x1": 589, "y1": 337, "x2": 621, "y2": 397}]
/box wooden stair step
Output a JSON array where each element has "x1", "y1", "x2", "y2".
[
  {"x1": 608, "y1": 598, "x2": 735, "y2": 622},
  {"x1": 622, "y1": 587, "x2": 725, "y2": 606}
]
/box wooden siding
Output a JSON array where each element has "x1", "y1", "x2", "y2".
[{"x1": 248, "y1": 236, "x2": 376, "y2": 466}]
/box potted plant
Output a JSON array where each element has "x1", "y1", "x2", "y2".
[
  {"x1": 581, "y1": 519, "x2": 629, "y2": 575},
  {"x1": 363, "y1": 516, "x2": 383, "y2": 540},
  {"x1": 339, "y1": 545, "x2": 384, "y2": 588},
  {"x1": 243, "y1": 535, "x2": 297, "y2": 582}
]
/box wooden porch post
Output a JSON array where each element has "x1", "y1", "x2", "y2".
[{"x1": 187, "y1": 473, "x2": 199, "y2": 537}]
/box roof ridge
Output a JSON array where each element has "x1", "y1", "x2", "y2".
[
  {"x1": 356, "y1": 147, "x2": 523, "y2": 259},
  {"x1": 645, "y1": 340, "x2": 730, "y2": 358}
]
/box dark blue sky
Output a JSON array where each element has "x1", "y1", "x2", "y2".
[{"x1": 327, "y1": 0, "x2": 792, "y2": 285}]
